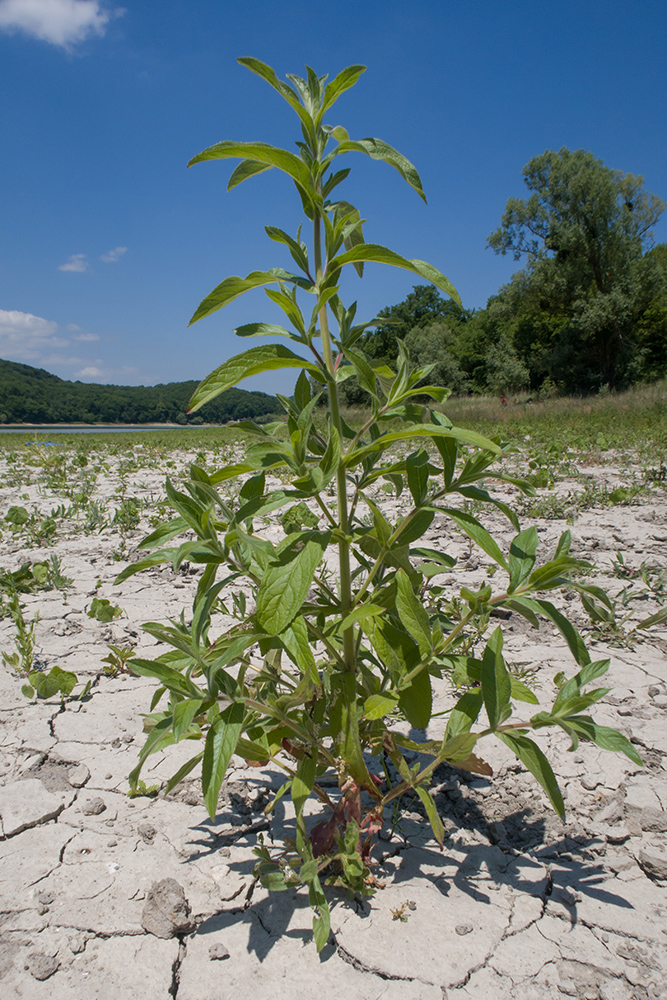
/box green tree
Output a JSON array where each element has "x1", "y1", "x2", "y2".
[
  {"x1": 488, "y1": 148, "x2": 666, "y2": 390},
  {"x1": 363, "y1": 284, "x2": 468, "y2": 361}
]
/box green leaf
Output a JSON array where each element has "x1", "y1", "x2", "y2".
[
  {"x1": 310, "y1": 876, "x2": 331, "y2": 953},
  {"x1": 188, "y1": 140, "x2": 314, "y2": 195},
  {"x1": 510, "y1": 678, "x2": 539, "y2": 704},
  {"x1": 172, "y1": 698, "x2": 203, "y2": 741},
  {"x1": 508, "y1": 527, "x2": 539, "y2": 592},
  {"x1": 405, "y1": 449, "x2": 430, "y2": 506},
  {"x1": 441, "y1": 731, "x2": 478, "y2": 763},
  {"x1": 227, "y1": 159, "x2": 272, "y2": 191},
  {"x1": 416, "y1": 786, "x2": 445, "y2": 847},
  {"x1": 328, "y1": 244, "x2": 459, "y2": 305},
  {"x1": 138, "y1": 518, "x2": 188, "y2": 551},
  {"x1": 346, "y1": 425, "x2": 500, "y2": 468},
  {"x1": 237, "y1": 57, "x2": 311, "y2": 126},
  {"x1": 444, "y1": 690, "x2": 483, "y2": 740},
  {"x1": 320, "y1": 65, "x2": 366, "y2": 118},
  {"x1": 440, "y1": 508, "x2": 509, "y2": 572},
  {"x1": 201, "y1": 702, "x2": 244, "y2": 820},
  {"x1": 292, "y1": 752, "x2": 316, "y2": 818},
  {"x1": 189, "y1": 268, "x2": 311, "y2": 327},
  {"x1": 330, "y1": 133, "x2": 427, "y2": 203},
  {"x1": 567, "y1": 717, "x2": 643, "y2": 766},
  {"x1": 363, "y1": 692, "x2": 399, "y2": 720},
  {"x1": 398, "y1": 666, "x2": 432, "y2": 729},
  {"x1": 480, "y1": 628, "x2": 512, "y2": 730},
  {"x1": 234, "y1": 322, "x2": 303, "y2": 343},
  {"x1": 281, "y1": 614, "x2": 317, "y2": 676},
  {"x1": 188, "y1": 345, "x2": 321, "y2": 412},
  {"x1": 29, "y1": 666, "x2": 78, "y2": 699},
  {"x1": 498, "y1": 733, "x2": 565, "y2": 819},
  {"x1": 636, "y1": 607, "x2": 667, "y2": 629},
  {"x1": 255, "y1": 531, "x2": 331, "y2": 634},
  {"x1": 523, "y1": 598, "x2": 591, "y2": 667},
  {"x1": 165, "y1": 752, "x2": 205, "y2": 793},
  {"x1": 395, "y1": 569, "x2": 431, "y2": 654}
]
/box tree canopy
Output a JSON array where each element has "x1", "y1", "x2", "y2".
[
  {"x1": 0, "y1": 360, "x2": 280, "y2": 425},
  {"x1": 487, "y1": 147, "x2": 666, "y2": 390}
]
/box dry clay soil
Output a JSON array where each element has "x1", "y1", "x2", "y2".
[{"x1": 0, "y1": 442, "x2": 666, "y2": 1000}]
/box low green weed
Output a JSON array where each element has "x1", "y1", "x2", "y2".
[
  {"x1": 87, "y1": 597, "x2": 124, "y2": 623},
  {"x1": 102, "y1": 643, "x2": 136, "y2": 676}
]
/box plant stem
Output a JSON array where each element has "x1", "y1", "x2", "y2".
[{"x1": 313, "y1": 209, "x2": 355, "y2": 673}]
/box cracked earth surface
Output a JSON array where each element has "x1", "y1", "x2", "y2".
[{"x1": 0, "y1": 440, "x2": 666, "y2": 999}]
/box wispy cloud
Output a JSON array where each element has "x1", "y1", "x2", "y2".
[
  {"x1": 100, "y1": 245, "x2": 127, "y2": 263},
  {"x1": 58, "y1": 253, "x2": 88, "y2": 272},
  {"x1": 0, "y1": 0, "x2": 120, "y2": 49},
  {"x1": 73, "y1": 363, "x2": 138, "y2": 380},
  {"x1": 0, "y1": 308, "x2": 69, "y2": 360},
  {"x1": 0, "y1": 308, "x2": 104, "y2": 371}
]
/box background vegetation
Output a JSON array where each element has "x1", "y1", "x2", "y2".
[{"x1": 0, "y1": 359, "x2": 280, "y2": 425}]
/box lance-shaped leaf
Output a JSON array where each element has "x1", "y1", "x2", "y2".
[
  {"x1": 256, "y1": 531, "x2": 331, "y2": 634},
  {"x1": 416, "y1": 786, "x2": 445, "y2": 848},
  {"x1": 439, "y1": 508, "x2": 509, "y2": 572},
  {"x1": 398, "y1": 666, "x2": 432, "y2": 730},
  {"x1": 329, "y1": 130, "x2": 426, "y2": 202},
  {"x1": 227, "y1": 159, "x2": 272, "y2": 191},
  {"x1": 189, "y1": 267, "x2": 312, "y2": 326},
  {"x1": 345, "y1": 424, "x2": 501, "y2": 467},
  {"x1": 189, "y1": 139, "x2": 314, "y2": 192},
  {"x1": 188, "y1": 344, "x2": 321, "y2": 413},
  {"x1": 444, "y1": 690, "x2": 483, "y2": 740},
  {"x1": 480, "y1": 628, "x2": 512, "y2": 730},
  {"x1": 395, "y1": 569, "x2": 431, "y2": 655},
  {"x1": 508, "y1": 526, "x2": 539, "y2": 591},
  {"x1": 326, "y1": 243, "x2": 460, "y2": 305},
  {"x1": 363, "y1": 692, "x2": 399, "y2": 720},
  {"x1": 202, "y1": 702, "x2": 245, "y2": 820},
  {"x1": 319, "y1": 65, "x2": 366, "y2": 119},
  {"x1": 234, "y1": 322, "x2": 304, "y2": 343},
  {"x1": 565, "y1": 717, "x2": 643, "y2": 766},
  {"x1": 498, "y1": 733, "x2": 565, "y2": 819}
]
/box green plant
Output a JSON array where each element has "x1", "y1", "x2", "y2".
[
  {"x1": 87, "y1": 597, "x2": 123, "y2": 623},
  {"x1": 1, "y1": 592, "x2": 39, "y2": 677},
  {"x1": 102, "y1": 642, "x2": 136, "y2": 676},
  {"x1": 3, "y1": 505, "x2": 57, "y2": 546},
  {"x1": 118, "y1": 58, "x2": 641, "y2": 951}
]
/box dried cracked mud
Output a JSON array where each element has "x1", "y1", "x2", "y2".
[{"x1": 0, "y1": 438, "x2": 666, "y2": 999}]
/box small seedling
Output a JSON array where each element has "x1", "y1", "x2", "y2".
[
  {"x1": 102, "y1": 643, "x2": 136, "y2": 676},
  {"x1": 87, "y1": 597, "x2": 124, "y2": 623}
]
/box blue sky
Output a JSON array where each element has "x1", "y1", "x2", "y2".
[{"x1": 1, "y1": 0, "x2": 666, "y2": 396}]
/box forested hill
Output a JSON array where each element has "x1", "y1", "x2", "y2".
[{"x1": 0, "y1": 359, "x2": 280, "y2": 424}]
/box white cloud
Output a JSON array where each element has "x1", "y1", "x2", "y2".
[
  {"x1": 0, "y1": 0, "x2": 116, "y2": 48},
  {"x1": 71, "y1": 331, "x2": 100, "y2": 342},
  {"x1": 100, "y1": 245, "x2": 127, "y2": 263},
  {"x1": 73, "y1": 362, "x2": 137, "y2": 380},
  {"x1": 0, "y1": 308, "x2": 69, "y2": 361},
  {"x1": 65, "y1": 322, "x2": 81, "y2": 331},
  {"x1": 58, "y1": 253, "x2": 88, "y2": 272}
]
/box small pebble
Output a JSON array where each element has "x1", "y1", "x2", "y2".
[
  {"x1": 81, "y1": 797, "x2": 106, "y2": 816},
  {"x1": 208, "y1": 943, "x2": 230, "y2": 961},
  {"x1": 105, "y1": 773, "x2": 113, "y2": 780},
  {"x1": 455, "y1": 923, "x2": 473, "y2": 936},
  {"x1": 107, "y1": 839, "x2": 118, "y2": 847},
  {"x1": 26, "y1": 953, "x2": 59, "y2": 980}
]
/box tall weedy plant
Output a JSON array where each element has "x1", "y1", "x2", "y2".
[{"x1": 119, "y1": 59, "x2": 640, "y2": 949}]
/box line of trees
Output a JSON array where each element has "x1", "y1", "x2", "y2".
[
  {"x1": 0, "y1": 360, "x2": 280, "y2": 424},
  {"x1": 343, "y1": 147, "x2": 667, "y2": 401}
]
